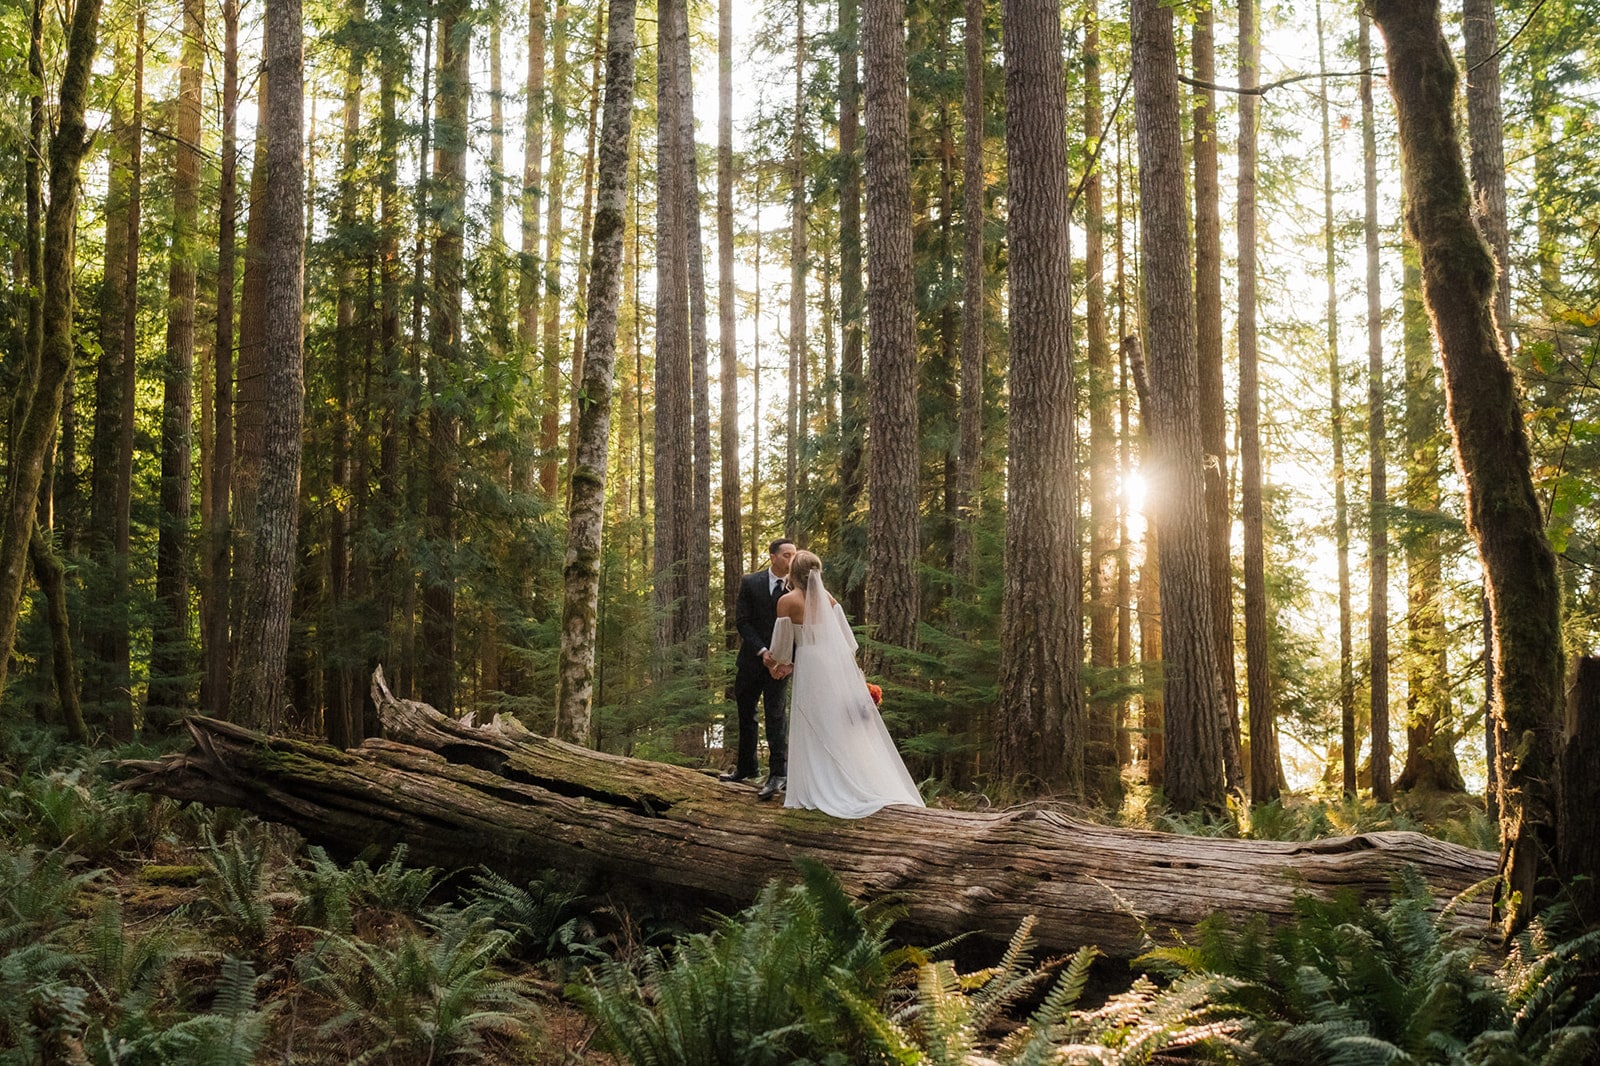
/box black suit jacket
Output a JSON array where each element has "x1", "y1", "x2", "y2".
[{"x1": 735, "y1": 570, "x2": 784, "y2": 674}]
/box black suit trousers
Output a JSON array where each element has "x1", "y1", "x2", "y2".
[{"x1": 732, "y1": 660, "x2": 788, "y2": 777}]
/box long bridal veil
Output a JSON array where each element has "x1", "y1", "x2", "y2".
[{"x1": 781, "y1": 571, "x2": 924, "y2": 817}]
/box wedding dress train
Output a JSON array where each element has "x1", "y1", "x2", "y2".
[{"x1": 768, "y1": 576, "x2": 925, "y2": 818}]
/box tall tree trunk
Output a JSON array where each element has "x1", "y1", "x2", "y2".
[
  {"x1": 233, "y1": 0, "x2": 304, "y2": 731},
  {"x1": 203, "y1": 0, "x2": 239, "y2": 715},
  {"x1": 22, "y1": 0, "x2": 87, "y2": 745},
  {"x1": 566, "y1": 27, "x2": 604, "y2": 471},
  {"x1": 1372, "y1": 0, "x2": 1565, "y2": 936},
  {"x1": 653, "y1": 0, "x2": 693, "y2": 653},
  {"x1": 786, "y1": 0, "x2": 807, "y2": 541},
  {"x1": 951, "y1": 0, "x2": 983, "y2": 592},
  {"x1": 1131, "y1": 0, "x2": 1226, "y2": 812},
  {"x1": 325, "y1": 0, "x2": 364, "y2": 747},
  {"x1": 87, "y1": 17, "x2": 137, "y2": 732},
  {"x1": 718, "y1": 0, "x2": 743, "y2": 647},
  {"x1": 539, "y1": 4, "x2": 570, "y2": 497},
  {"x1": 149, "y1": 0, "x2": 207, "y2": 723},
  {"x1": 995, "y1": 0, "x2": 1085, "y2": 795},
  {"x1": 0, "y1": 0, "x2": 106, "y2": 703},
  {"x1": 1191, "y1": 0, "x2": 1242, "y2": 796},
  {"x1": 1129, "y1": 335, "x2": 1164, "y2": 785},
  {"x1": 557, "y1": 0, "x2": 636, "y2": 743},
  {"x1": 376, "y1": 0, "x2": 404, "y2": 696},
  {"x1": 1318, "y1": 0, "x2": 1357, "y2": 801},
  {"x1": 1395, "y1": 225, "x2": 1462, "y2": 794},
  {"x1": 674, "y1": 0, "x2": 712, "y2": 643},
  {"x1": 420, "y1": 0, "x2": 471, "y2": 713},
  {"x1": 520, "y1": 0, "x2": 547, "y2": 494},
  {"x1": 1462, "y1": 0, "x2": 1512, "y2": 356},
  {"x1": 1115, "y1": 130, "x2": 1134, "y2": 769},
  {"x1": 1238, "y1": 0, "x2": 1275, "y2": 803},
  {"x1": 1357, "y1": 8, "x2": 1392, "y2": 803},
  {"x1": 1083, "y1": 0, "x2": 1119, "y2": 803},
  {"x1": 234, "y1": 67, "x2": 269, "y2": 684},
  {"x1": 863, "y1": 0, "x2": 920, "y2": 661},
  {"x1": 836, "y1": 0, "x2": 866, "y2": 620}
]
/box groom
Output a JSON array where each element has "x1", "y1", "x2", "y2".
[{"x1": 726, "y1": 538, "x2": 798, "y2": 799}]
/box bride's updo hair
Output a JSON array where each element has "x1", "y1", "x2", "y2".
[{"x1": 787, "y1": 550, "x2": 822, "y2": 592}]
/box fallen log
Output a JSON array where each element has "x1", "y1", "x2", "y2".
[{"x1": 120, "y1": 672, "x2": 1499, "y2": 959}]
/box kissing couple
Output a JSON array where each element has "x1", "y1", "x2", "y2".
[{"x1": 725, "y1": 538, "x2": 925, "y2": 819}]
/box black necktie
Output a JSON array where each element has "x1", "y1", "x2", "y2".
[{"x1": 771, "y1": 580, "x2": 784, "y2": 601}]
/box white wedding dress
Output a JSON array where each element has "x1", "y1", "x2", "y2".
[{"x1": 767, "y1": 574, "x2": 925, "y2": 818}]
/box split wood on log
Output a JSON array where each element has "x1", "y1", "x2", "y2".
[{"x1": 119, "y1": 670, "x2": 1499, "y2": 959}]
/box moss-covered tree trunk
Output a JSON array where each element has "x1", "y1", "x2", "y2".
[
  {"x1": 0, "y1": 0, "x2": 105, "y2": 703},
  {"x1": 122, "y1": 680, "x2": 1500, "y2": 962},
  {"x1": 556, "y1": 0, "x2": 636, "y2": 745},
  {"x1": 1372, "y1": 0, "x2": 1565, "y2": 935}
]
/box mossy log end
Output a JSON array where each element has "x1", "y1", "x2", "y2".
[{"x1": 119, "y1": 671, "x2": 1499, "y2": 958}]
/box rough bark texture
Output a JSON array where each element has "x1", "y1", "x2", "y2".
[
  {"x1": 673, "y1": 0, "x2": 712, "y2": 642},
  {"x1": 951, "y1": 0, "x2": 983, "y2": 592},
  {"x1": 863, "y1": 0, "x2": 920, "y2": 660},
  {"x1": 1372, "y1": 0, "x2": 1565, "y2": 936},
  {"x1": 995, "y1": 0, "x2": 1085, "y2": 795},
  {"x1": 1395, "y1": 236, "x2": 1463, "y2": 794},
  {"x1": 87, "y1": 24, "x2": 136, "y2": 730},
  {"x1": 1191, "y1": 1, "x2": 1242, "y2": 796},
  {"x1": 1461, "y1": 0, "x2": 1512, "y2": 356},
  {"x1": 31, "y1": 528, "x2": 88, "y2": 742},
  {"x1": 1132, "y1": 0, "x2": 1226, "y2": 811},
  {"x1": 1238, "y1": 0, "x2": 1274, "y2": 805},
  {"x1": 232, "y1": 0, "x2": 304, "y2": 731},
  {"x1": 786, "y1": 0, "x2": 808, "y2": 541},
  {"x1": 519, "y1": 0, "x2": 547, "y2": 493},
  {"x1": 1359, "y1": 10, "x2": 1391, "y2": 804},
  {"x1": 121, "y1": 679, "x2": 1500, "y2": 961},
  {"x1": 836, "y1": 0, "x2": 866, "y2": 620},
  {"x1": 1319, "y1": 0, "x2": 1357, "y2": 803},
  {"x1": 419, "y1": 1, "x2": 471, "y2": 713},
  {"x1": 1561, "y1": 658, "x2": 1600, "y2": 925},
  {"x1": 0, "y1": 0, "x2": 105, "y2": 702},
  {"x1": 1083, "y1": 3, "x2": 1119, "y2": 803},
  {"x1": 538, "y1": 5, "x2": 569, "y2": 498},
  {"x1": 148, "y1": 0, "x2": 207, "y2": 723},
  {"x1": 233, "y1": 65, "x2": 268, "y2": 683},
  {"x1": 653, "y1": 0, "x2": 694, "y2": 654},
  {"x1": 556, "y1": 0, "x2": 635, "y2": 745},
  {"x1": 203, "y1": 0, "x2": 239, "y2": 716},
  {"x1": 718, "y1": 0, "x2": 743, "y2": 647}
]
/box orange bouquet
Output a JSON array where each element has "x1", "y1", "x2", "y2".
[{"x1": 866, "y1": 683, "x2": 883, "y2": 707}]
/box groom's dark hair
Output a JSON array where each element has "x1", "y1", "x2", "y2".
[{"x1": 769, "y1": 538, "x2": 796, "y2": 555}]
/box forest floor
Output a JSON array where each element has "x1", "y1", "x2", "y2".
[{"x1": 2, "y1": 727, "x2": 1506, "y2": 1063}]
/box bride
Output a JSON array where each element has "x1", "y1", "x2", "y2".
[{"x1": 766, "y1": 551, "x2": 925, "y2": 818}]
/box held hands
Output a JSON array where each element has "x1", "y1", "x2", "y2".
[{"x1": 761, "y1": 650, "x2": 793, "y2": 680}]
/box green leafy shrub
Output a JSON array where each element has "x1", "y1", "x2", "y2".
[
  {"x1": 578, "y1": 857, "x2": 911, "y2": 1066},
  {"x1": 194, "y1": 826, "x2": 275, "y2": 958},
  {"x1": 1140, "y1": 869, "x2": 1600, "y2": 1064},
  {"x1": 461, "y1": 867, "x2": 605, "y2": 974},
  {"x1": 302, "y1": 907, "x2": 531, "y2": 1064},
  {"x1": 293, "y1": 844, "x2": 441, "y2": 935}
]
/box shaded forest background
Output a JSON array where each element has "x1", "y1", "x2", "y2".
[{"x1": 3, "y1": 0, "x2": 1600, "y2": 816}]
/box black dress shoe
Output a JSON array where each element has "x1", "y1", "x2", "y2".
[
  {"x1": 719, "y1": 770, "x2": 757, "y2": 783},
  {"x1": 757, "y1": 775, "x2": 787, "y2": 800}
]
